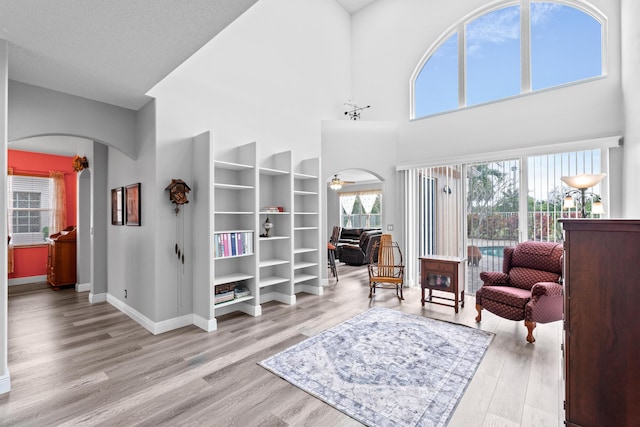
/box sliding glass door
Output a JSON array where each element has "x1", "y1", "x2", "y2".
[
  {"x1": 466, "y1": 160, "x2": 520, "y2": 295},
  {"x1": 404, "y1": 147, "x2": 607, "y2": 294}
]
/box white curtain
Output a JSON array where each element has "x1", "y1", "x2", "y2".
[
  {"x1": 49, "y1": 171, "x2": 67, "y2": 235},
  {"x1": 339, "y1": 193, "x2": 357, "y2": 227},
  {"x1": 359, "y1": 191, "x2": 378, "y2": 227}
]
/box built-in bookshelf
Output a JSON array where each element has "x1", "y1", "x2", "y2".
[
  {"x1": 293, "y1": 158, "x2": 322, "y2": 296},
  {"x1": 258, "y1": 151, "x2": 294, "y2": 305},
  {"x1": 211, "y1": 142, "x2": 259, "y2": 320},
  {"x1": 191, "y1": 136, "x2": 321, "y2": 332}
]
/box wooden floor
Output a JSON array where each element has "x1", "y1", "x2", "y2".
[{"x1": 0, "y1": 265, "x2": 563, "y2": 426}]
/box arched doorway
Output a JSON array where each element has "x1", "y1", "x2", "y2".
[
  {"x1": 7, "y1": 135, "x2": 101, "y2": 297},
  {"x1": 326, "y1": 168, "x2": 384, "y2": 231}
]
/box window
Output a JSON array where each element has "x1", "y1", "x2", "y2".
[
  {"x1": 530, "y1": 3, "x2": 602, "y2": 90},
  {"x1": 339, "y1": 191, "x2": 382, "y2": 229},
  {"x1": 8, "y1": 176, "x2": 53, "y2": 245},
  {"x1": 414, "y1": 33, "x2": 459, "y2": 117},
  {"x1": 466, "y1": 5, "x2": 521, "y2": 106},
  {"x1": 412, "y1": 0, "x2": 605, "y2": 118}
]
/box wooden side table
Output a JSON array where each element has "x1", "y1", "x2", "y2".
[{"x1": 420, "y1": 256, "x2": 465, "y2": 313}]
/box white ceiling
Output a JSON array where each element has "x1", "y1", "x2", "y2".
[
  {"x1": 3, "y1": 0, "x2": 377, "y2": 158},
  {"x1": 0, "y1": 0, "x2": 260, "y2": 111},
  {"x1": 334, "y1": 0, "x2": 378, "y2": 14},
  {"x1": 329, "y1": 169, "x2": 382, "y2": 185}
]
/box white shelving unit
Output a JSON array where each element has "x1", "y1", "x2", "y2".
[
  {"x1": 212, "y1": 142, "x2": 259, "y2": 319},
  {"x1": 258, "y1": 151, "x2": 294, "y2": 305},
  {"x1": 191, "y1": 137, "x2": 321, "y2": 332},
  {"x1": 292, "y1": 158, "x2": 322, "y2": 295}
]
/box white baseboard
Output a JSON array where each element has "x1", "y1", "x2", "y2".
[
  {"x1": 76, "y1": 282, "x2": 91, "y2": 292},
  {"x1": 8, "y1": 275, "x2": 47, "y2": 286},
  {"x1": 260, "y1": 291, "x2": 296, "y2": 305},
  {"x1": 214, "y1": 300, "x2": 261, "y2": 317},
  {"x1": 106, "y1": 294, "x2": 193, "y2": 335},
  {"x1": 193, "y1": 314, "x2": 217, "y2": 332},
  {"x1": 89, "y1": 292, "x2": 107, "y2": 303},
  {"x1": 0, "y1": 372, "x2": 10, "y2": 394},
  {"x1": 295, "y1": 284, "x2": 324, "y2": 296}
]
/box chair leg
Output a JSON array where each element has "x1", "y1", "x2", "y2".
[
  {"x1": 369, "y1": 283, "x2": 374, "y2": 298},
  {"x1": 475, "y1": 304, "x2": 482, "y2": 322},
  {"x1": 328, "y1": 249, "x2": 338, "y2": 281},
  {"x1": 397, "y1": 284, "x2": 404, "y2": 300},
  {"x1": 525, "y1": 321, "x2": 536, "y2": 343}
]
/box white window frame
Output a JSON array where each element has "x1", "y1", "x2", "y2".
[
  {"x1": 410, "y1": 0, "x2": 608, "y2": 119},
  {"x1": 8, "y1": 175, "x2": 54, "y2": 246},
  {"x1": 339, "y1": 191, "x2": 383, "y2": 229}
]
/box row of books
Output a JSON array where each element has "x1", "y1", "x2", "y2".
[{"x1": 214, "y1": 232, "x2": 253, "y2": 258}]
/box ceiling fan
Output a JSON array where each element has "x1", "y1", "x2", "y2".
[{"x1": 329, "y1": 174, "x2": 355, "y2": 190}]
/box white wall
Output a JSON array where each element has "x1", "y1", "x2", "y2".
[
  {"x1": 92, "y1": 142, "x2": 109, "y2": 296},
  {"x1": 621, "y1": 0, "x2": 640, "y2": 217},
  {"x1": 321, "y1": 120, "x2": 400, "y2": 270},
  {"x1": 107, "y1": 101, "x2": 157, "y2": 320},
  {"x1": 8, "y1": 81, "x2": 138, "y2": 159},
  {"x1": 350, "y1": 0, "x2": 624, "y2": 165},
  {"x1": 146, "y1": 0, "x2": 351, "y2": 322},
  {"x1": 0, "y1": 38, "x2": 10, "y2": 394}
]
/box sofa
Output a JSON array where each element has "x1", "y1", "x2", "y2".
[
  {"x1": 337, "y1": 229, "x2": 382, "y2": 266},
  {"x1": 336, "y1": 227, "x2": 379, "y2": 244}
]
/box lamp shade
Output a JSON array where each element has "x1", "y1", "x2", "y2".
[
  {"x1": 592, "y1": 200, "x2": 605, "y2": 215},
  {"x1": 563, "y1": 195, "x2": 575, "y2": 209},
  {"x1": 560, "y1": 173, "x2": 606, "y2": 189}
]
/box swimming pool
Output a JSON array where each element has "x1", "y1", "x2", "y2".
[{"x1": 479, "y1": 246, "x2": 504, "y2": 257}]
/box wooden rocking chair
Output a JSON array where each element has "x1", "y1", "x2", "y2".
[{"x1": 368, "y1": 234, "x2": 404, "y2": 299}]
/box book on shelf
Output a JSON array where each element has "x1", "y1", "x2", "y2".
[
  {"x1": 214, "y1": 291, "x2": 235, "y2": 304},
  {"x1": 234, "y1": 286, "x2": 250, "y2": 298},
  {"x1": 214, "y1": 231, "x2": 254, "y2": 258},
  {"x1": 260, "y1": 206, "x2": 284, "y2": 213}
]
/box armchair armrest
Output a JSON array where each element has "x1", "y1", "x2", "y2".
[
  {"x1": 530, "y1": 281, "x2": 563, "y2": 299},
  {"x1": 479, "y1": 271, "x2": 509, "y2": 285},
  {"x1": 526, "y1": 281, "x2": 564, "y2": 324}
]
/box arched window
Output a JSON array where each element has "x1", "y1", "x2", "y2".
[{"x1": 411, "y1": 1, "x2": 606, "y2": 119}]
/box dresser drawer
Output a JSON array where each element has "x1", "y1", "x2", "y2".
[{"x1": 423, "y1": 261, "x2": 455, "y2": 273}]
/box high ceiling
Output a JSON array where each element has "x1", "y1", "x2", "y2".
[
  {"x1": 0, "y1": 0, "x2": 377, "y2": 112},
  {"x1": 3, "y1": 0, "x2": 378, "y2": 158}
]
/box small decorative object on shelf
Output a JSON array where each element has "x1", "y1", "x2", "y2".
[
  {"x1": 261, "y1": 217, "x2": 273, "y2": 238},
  {"x1": 72, "y1": 155, "x2": 89, "y2": 172}
]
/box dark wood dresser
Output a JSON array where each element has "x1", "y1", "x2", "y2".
[
  {"x1": 47, "y1": 226, "x2": 77, "y2": 290},
  {"x1": 560, "y1": 219, "x2": 640, "y2": 426}
]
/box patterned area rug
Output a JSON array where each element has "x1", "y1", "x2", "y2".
[{"x1": 259, "y1": 307, "x2": 493, "y2": 427}]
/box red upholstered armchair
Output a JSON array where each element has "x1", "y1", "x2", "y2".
[{"x1": 475, "y1": 241, "x2": 563, "y2": 343}]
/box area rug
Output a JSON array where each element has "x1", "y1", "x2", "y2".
[{"x1": 259, "y1": 307, "x2": 493, "y2": 427}]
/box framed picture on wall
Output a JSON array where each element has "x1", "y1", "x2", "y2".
[
  {"x1": 111, "y1": 187, "x2": 124, "y2": 225},
  {"x1": 125, "y1": 183, "x2": 141, "y2": 226}
]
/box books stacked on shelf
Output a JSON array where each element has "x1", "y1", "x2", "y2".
[
  {"x1": 214, "y1": 231, "x2": 253, "y2": 258},
  {"x1": 214, "y1": 283, "x2": 251, "y2": 305},
  {"x1": 260, "y1": 206, "x2": 284, "y2": 213},
  {"x1": 215, "y1": 282, "x2": 236, "y2": 305},
  {"x1": 234, "y1": 286, "x2": 250, "y2": 298},
  {"x1": 214, "y1": 291, "x2": 235, "y2": 304}
]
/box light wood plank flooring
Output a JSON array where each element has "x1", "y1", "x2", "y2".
[{"x1": 0, "y1": 265, "x2": 562, "y2": 426}]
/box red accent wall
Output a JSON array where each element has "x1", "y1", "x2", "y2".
[{"x1": 8, "y1": 150, "x2": 77, "y2": 280}]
